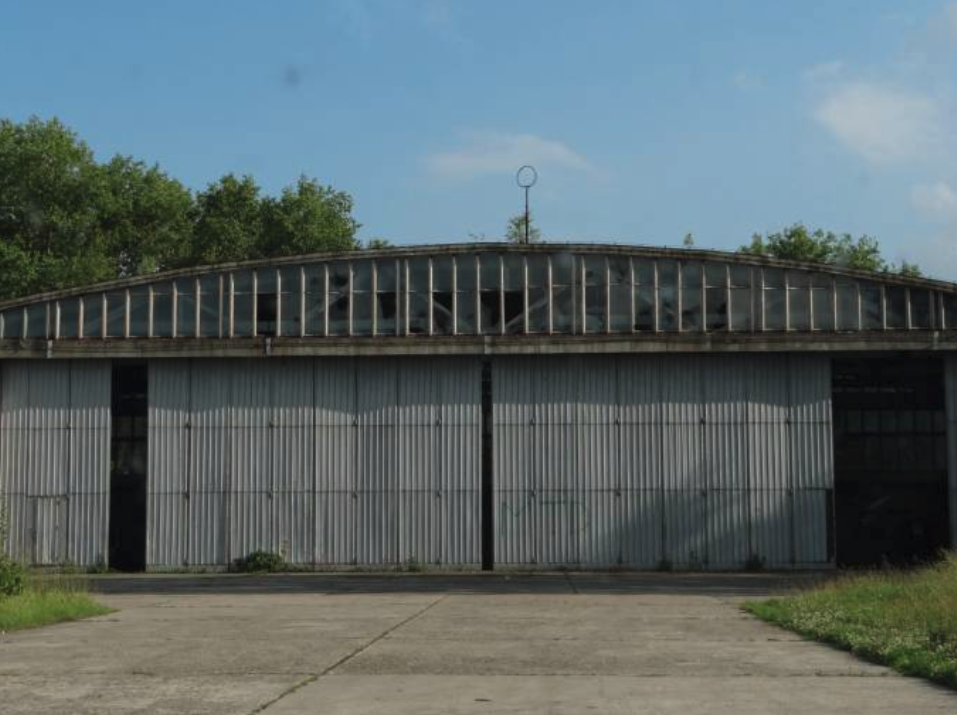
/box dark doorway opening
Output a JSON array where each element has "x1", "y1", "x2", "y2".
[
  {"x1": 109, "y1": 363, "x2": 148, "y2": 571},
  {"x1": 832, "y1": 356, "x2": 950, "y2": 566}
]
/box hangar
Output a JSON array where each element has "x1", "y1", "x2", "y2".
[{"x1": 0, "y1": 243, "x2": 954, "y2": 571}]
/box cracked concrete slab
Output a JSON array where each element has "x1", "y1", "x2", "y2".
[{"x1": 0, "y1": 573, "x2": 953, "y2": 714}]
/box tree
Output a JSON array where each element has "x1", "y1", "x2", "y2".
[
  {"x1": 740, "y1": 223, "x2": 919, "y2": 275},
  {"x1": 682, "y1": 233, "x2": 695, "y2": 247},
  {"x1": 258, "y1": 176, "x2": 359, "y2": 258},
  {"x1": 189, "y1": 174, "x2": 264, "y2": 265},
  {"x1": 364, "y1": 237, "x2": 392, "y2": 249},
  {"x1": 505, "y1": 212, "x2": 541, "y2": 244}
]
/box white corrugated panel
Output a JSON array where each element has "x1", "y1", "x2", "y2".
[
  {"x1": 69, "y1": 361, "x2": 111, "y2": 430},
  {"x1": 149, "y1": 360, "x2": 190, "y2": 428},
  {"x1": 662, "y1": 490, "x2": 707, "y2": 567},
  {"x1": 397, "y1": 359, "x2": 438, "y2": 427},
  {"x1": 188, "y1": 491, "x2": 226, "y2": 565},
  {"x1": 750, "y1": 489, "x2": 792, "y2": 567},
  {"x1": 537, "y1": 489, "x2": 579, "y2": 565},
  {"x1": 438, "y1": 424, "x2": 480, "y2": 491},
  {"x1": 148, "y1": 426, "x2": 187, "y2": 493},
  {"x1": 396, "y1": 425, "x2": 436, "y2": 490},
  {"x1": 443, "y1": 490, "x2": 480, "y2": 565},
  {"x1": 536, "y1": 357, "x2": 583, "y2": 426},
  {"x1": 748, "y1": 422, "x2": 790, "y2": 490},
  {"x1": 356, "y1": 491, "x2": 397, "y2": 564},
  {"x1": 356, "y1": 358, "x2": 397, "y2": 426},
  {"x1": 3, "y1": 494, "x2": 30, "y2": 561},
  {"x1": 662, "y1": 424, "x2": 705, "y2": 490},
  {"x1": 30, "y1": 496, "x2": 67, "y2": 564},
  {"x1": 273, "y1": 491, "x2": 313, "y2": 564},
  {"x1": 66, "y1": 493, "x2": 108, "y2": 566},
  {"x1": 316, "y1": 491, "x2": 355, "y2": 564},
  {"x1": 23, "y1": 429, "x2": 68, "y2": 497},
  {"x1": 534, "y1": 423, "x2": 578, "y2": 490},
  {"x1": 492, "y1": 357, "x2": 536, "y2": 425},
  {"x1": 793, "y1": 489, "x2": 828, "y2": 565},
  {"x1": 398, "y1": 490, "x2": 440, "y2": 565},
  {"x1": 702, "y1": 355, "x2": 749, "y2": 424},
  {"x1": 357, "y1": 425, "x2": 396, "y2": 492},
  {"x1": 789, "y1": 422, "x2": 833, "y2": 489},
  {"x1": 231, "y1": 427, "x2": 271, "y2": 492},
  {"x1": 147, "y1": 492, "x2": 187, "y2": 568},
  {"x1": 315, "y1": 358, "x2": 355, "y2": 426},
  {"x1": 578, "y1": 490, "x2": 619, "y2": 566},
  {"x1": 316, "y1": 425, "x2": 355, "y2": 491},
  {"x1": 229, "y1": 492, "x2": 273, "y2": 558},
  {"x1": 706, "y1": 423, "x2": 748, "y2": 490},
  {"x1": 69, "y1": 427, "x2": 109, "y2": 494},
  {"x1": 272, "y1": 427, "x2": 314, "y2": 492},
  {"x1": 618, "y1": 355, "x2": 661, "y2": 424},
  {"x1": 270, "y1": 359, "x2": 314, "y2": 427},
  {"x1": 495, "y1": 490, "x2": 536, "y2": 564},
  {"x1": 26, "y1": 362, "x2": 71, "y2": 430},
  {"x1": 0, "y1": 361, "x2": 31, "y2": 430},
  {"x1": 191, "y1": 360, "x2": 232, "y2": 428},
  {"x1": 436, "y1": 357, "x2": 481, "y2": 426},
  {"x1": 620, "y1": 490, "x2": 661, "y2": 567},
  {"x1": 748, "y1": 356, "x2": 789, "y2": 423},
  {"x1": 619, "y1": 423, "x2": 661, "y2": 490},
  {"x1": 789, "y1": 355, "x2": 832, "y2": 423},
  {"x1": 579, "y1": 424, "x2": 618, "y2": 491},
  {"x1": 660, "y1": 356, "x2": 702, "y2": 424},
  {"x1": 708, "y1": 490, "x2": 749, "y2": 568},
  {"x1": 231, "y1": 360, "x2": 270, "y2": 428},
  {"x1": 577, "y1": 356, "x2": 618, "y2": 426},
  {"x1": 494, "y1": 424, "x2": 532, "y2": 491},
  {"x1": 189, "y1": 427, "x2": 229, "y2": 492}
]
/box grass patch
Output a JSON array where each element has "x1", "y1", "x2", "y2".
[
  {"x1": 0, "y1": 571, "x2": 112, "y2": 632},
  {"x1": 745, "y1": 552, "x2": 957, "y2": 688}
]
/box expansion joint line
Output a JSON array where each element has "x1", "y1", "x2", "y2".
[{"x1": 248, "y1": 593, "x2": 448, "y2": 714}]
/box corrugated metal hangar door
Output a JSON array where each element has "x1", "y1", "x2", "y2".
[{"x1": 147, "y1": 357, "x2": 482, "y2": 568}]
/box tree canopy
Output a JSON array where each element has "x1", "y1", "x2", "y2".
[
  {"x1": 740, "y1": 224, "x2": 921, "y2": 276},
  {"x1": 0, "y1": 117, "x2": 361, "y2": 300},
  {"x1": 505, "y1": 212, "x2": 541, "y2": 244}
]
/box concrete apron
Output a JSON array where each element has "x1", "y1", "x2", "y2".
[{"x1": 0, "y1": 574, "x2": 953, "y2": 714}]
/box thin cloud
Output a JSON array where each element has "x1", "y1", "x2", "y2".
[
  {"x1": 812, "y1": 82, "x2": 943, "y2": 164},
  {"x1": 426, "y1": 132, "x2": 593, "y2": 180},
  {"x1": 802, "y1": 60, "x2": 844, "y2": 82},
  {"x1": 731, "y1": 70, "x2": 764, "y2": 91},
  {"x1": 912, "y1": 181, "x2": 957, "y2": 221}
]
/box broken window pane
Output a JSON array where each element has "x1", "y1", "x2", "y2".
[
  {"x1": 584, "y1": 256, "x2": 605, "y2": 286},
  {"x1": 527, "y1": 255, "x2": 547, "y2": 288},
  {"x1": 480, "y1": 291, "x2": 501, "y2": 334},
  {"x1": 257, "y1": 292, "x2": 278, "y2": 337},
  {"x1": 328, "y1": 293, "x2": 349, "y2": 335},
  {"x1": 527, "y1": 287, "x2": 548, "y2": 332},
  {"x1": 552, "y1": 285, "x2": 575, "y2": 333},
  {"x1": 705, "y1": 287, "x2": 727, "y2": 331},
  {"x1": 658, "y1": 260, "x2": 678, "y2": 331},
  {"x1": 456, "y1": 291, "x2": 477, "y2": 334},
  {"x1": 304, "y1": 265, "x2": 325, "y2": 335},
  {"x1": 836, "y1": 280, "x2": 858, "y2": 330},
  {"x1": 408, "y1": 292, "x2": 429, "y2": 334},
  {"x1": 730, "y1": 287, "x2": 752, "y2": 331},
  {"x1": 433, "y1": 291, "x2": 453, "y2": 334},
  {"x1": 681, "y1": 263, "x2": 702, "y2": 331},
  {"x1": 376, "y1": 291, "x2": 397, "y2": 335},
  {"x1": 635, "y1": 285, "x2": 654, "y2": 330},
  {"x1": 352, "y1": 291, "x2": 372, "y2": 335},
  {"x1": 861, "y1": 283, "x2": 882, "y2": 330},
  {"x1": 910, "y1": 289, "x2": 932, "y2": 329},
  {"x1": 609, "y1": 284, "x2": 631, "y2": 332},
  {"x1": 585, "y1": 285, "x2": 606, "y2": 332},
  {"x1": 352, "y1": 261, "x2": 372, "y2": 292},
  {"x1": 278, "y1": 268, "x2": 301, "y2": 337},
  {"x1": 609, "y1": 256, "x2": 630, "y2": 285},
  {"x1": 885, "y1": 286, "x2": 906, "y2": 329}
]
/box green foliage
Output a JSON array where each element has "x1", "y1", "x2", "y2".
[
  {"x1": 0, "y1": 116, "x2": 361, "y2": 301},
  {"x1": 232, "y1": 550, "x2": 286, "y2": 573},
  {"x1": 505, "y1": 212, "x2": 541, "y2": 244},
  {"x1": 404, "y1": 556, "x2": 424, "y2": 573},
  {"x1": 364, "y1": 237, "x2": 393, "y2": 250},
  {"x1": 745, "y1": 552, "x2": 957, "y2": 688},
  {"x1": 0, "y1": 556, "x2": 26, "y2": 598},
  {"x1": 682, "y1": 232, "x2": 695, "y2": 247},
  {"x1": 740, "y1": 223, "x2": 921, "y2": 275},
  {"x1": 0, "y1": 571, "x2": 110, "y2": 631}
]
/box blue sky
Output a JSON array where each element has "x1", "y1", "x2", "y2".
[{"x1": 4, "y1": 1, "x2": 957, "y2": 276}]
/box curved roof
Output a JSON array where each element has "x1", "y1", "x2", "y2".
[{"x1": 2, "y1": 242, "x2": 957, "y2": 358}]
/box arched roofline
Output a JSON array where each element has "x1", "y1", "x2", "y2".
[{"x1": 1, "y1": 241, "x2": 954, "y2": 310}]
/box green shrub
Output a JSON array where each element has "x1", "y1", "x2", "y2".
[
  {"x1": 233, "y1": 550, "x2": 286, "y2": 573},
  {"x1": 0, "y1": 556, "x2": 26, "y2": 598}
]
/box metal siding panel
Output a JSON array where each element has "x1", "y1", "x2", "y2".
[
  {"x1": 577, "y1": 356, "x2": 619, "y2": 425},
  {"x1": 230, "y1": 492, "x2": 273, "y2": 557},
  {"x1": 31, "y1": 496, "x2": 67, "y2": 565},
  {"x1": 703, "y1": 355, "x2": 749, "y2": 424},
  {"x1": 661, "y1": 355, "x2": 701, "y2": 424},
  {"x1": 579, "y1": 424, "x2": 618, "y2": 491},
  {"x1": 538, "y1": 489, "x2": 579, "y2": 565},
  {"x1": 748, "y1": 422, "x2": 790, "y2": 490},
  {"x1": 536, "y1": 357, "x2": 581, "y2": 426},
  {"x1": 66, "y1": 492, "x2": 108, "y2": 566},
  {"x1": 1, "y1": 361, "x2": 31, "y2": 430},
  {"x1": 231, "y1": 360, "x2": 270, "y2": 428},
  {"x1": 189, "y1": 427, "x2": 229, "y2": 492},
  {"x1": 357, "y1": 425, "x2": 396, "y2": 492},
  {"x1": 315, "y1": 358, "x2": 356, "y2": 426},
  {"x1": 706, "y1": 423, "x2": 748, "y2": 490},
  {"x1": 232, "y1": 427, "x2": 271, "y2": 492},
  {"x1": 494, "y1": 424, "x2": 532, "y2": 492},
  {"x1": 396, "y1": 359, "x2": 438, "y2": 427},
  {"x1": 27, "y1": 362, "x2": 70, "y2": 430},
  {"x1": 620, "y1": 423, "x2": 661, "y2": 490},
  {"x1": 191, "y1": 360, "x2": 231, "y2": 428},
  {"x1": 356, "y1": 491, "x2": 397, "y2": 564},
  {"x1": 662, "y1": 424, "x2": 705, "y2": 490},
  {"x1": 189, "y1": 491, "x2": 226, "y2": 565},
  {"x1": 396, "y1": 425, "x2": 436, "y2": 490},
  {"x1": 273, "y1": 491, "x2": 313, "y2": 564},
  {"x1": 535, "y1": 423, "x2": 577, "y2": 490},
  {"x1": 708, "y1": 489, "x2": 749, "y2": 568},
  {"x1": 316, "y1": 491, "x2": 355, "y2": 564},
  {"x1": 662, "y1": 490, "x2": 708, "y2": 567},
  {"x1": 789, "y1": 421, "x2": 833, "y2": 490},
  {"x1": 316, "y1": 425, "x2": 355, "y2": 491},
  {"x1": 24, "y1": 429, "x2": 68, "y2": 497},
  {"x1": 148, "y1": 360, "x2": 191, "y2": 429},
  {"x1": 438, "y1": 424, "x2": 480, "y2": 491},
  {"x1": 437, "y1": 357, "x2": 481, "y2": 426},
  {"x1": 148, "y1": 426, "x2": 186, "y2": 493},
  {"x1": 443, "y1": 490, "x2": 480, "y2": 565},
  {"x1": 618, "y1": 355, "x2": 661, "y2": 424},
  {"x1": 398, "y1": 490, "x2": 440, "y2": 565},
  {"x1": 495, "y1": 490, "x2": 536, "y2": 564},
  {"x1": 492, "y1": 357, "x2": 536, "y2": 426},
  {"x1": 793, "y1": 489, "x2": 828, "y2": 564},
  {"x1": 3, "y1": 493, "x2": 30, "y2": 561},
  {"x1": 69, "y1": 360, "x2": 111, "y2": 430},
  {"x1": 750, "y1": 489, "x2": 792, "y2": 567},
  {"x1": 356, "y1": 358, "x2": 397, "y2": 426},
  {"x1": 620, "y1": 490, "x2": 661, "y2": 567},
  {"x1": 147, "y1": 492, "x2": 187, "y2": 568},
  {"x1": 789, "y1": 354, "x2": 832, "y2": 423},
  {"x1": 272, "y1": 427, "x2": 314, "y2": 492},
  {"x1": 578, "y1": 490, "x2": 619, "y2": 567},
  {"x1": 270, "y1": 359, "x2": 315, "y2": 427},
  {"x1": 69, "y1": 426, "x2": 109, "y2": 494},
  {"x1": 748, "y1": 356, "x2": 790, "y2": 423}
]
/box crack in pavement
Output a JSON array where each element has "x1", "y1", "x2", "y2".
[{"x1": 247, "y1": 594, "x2": 448, "y2": 714}]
